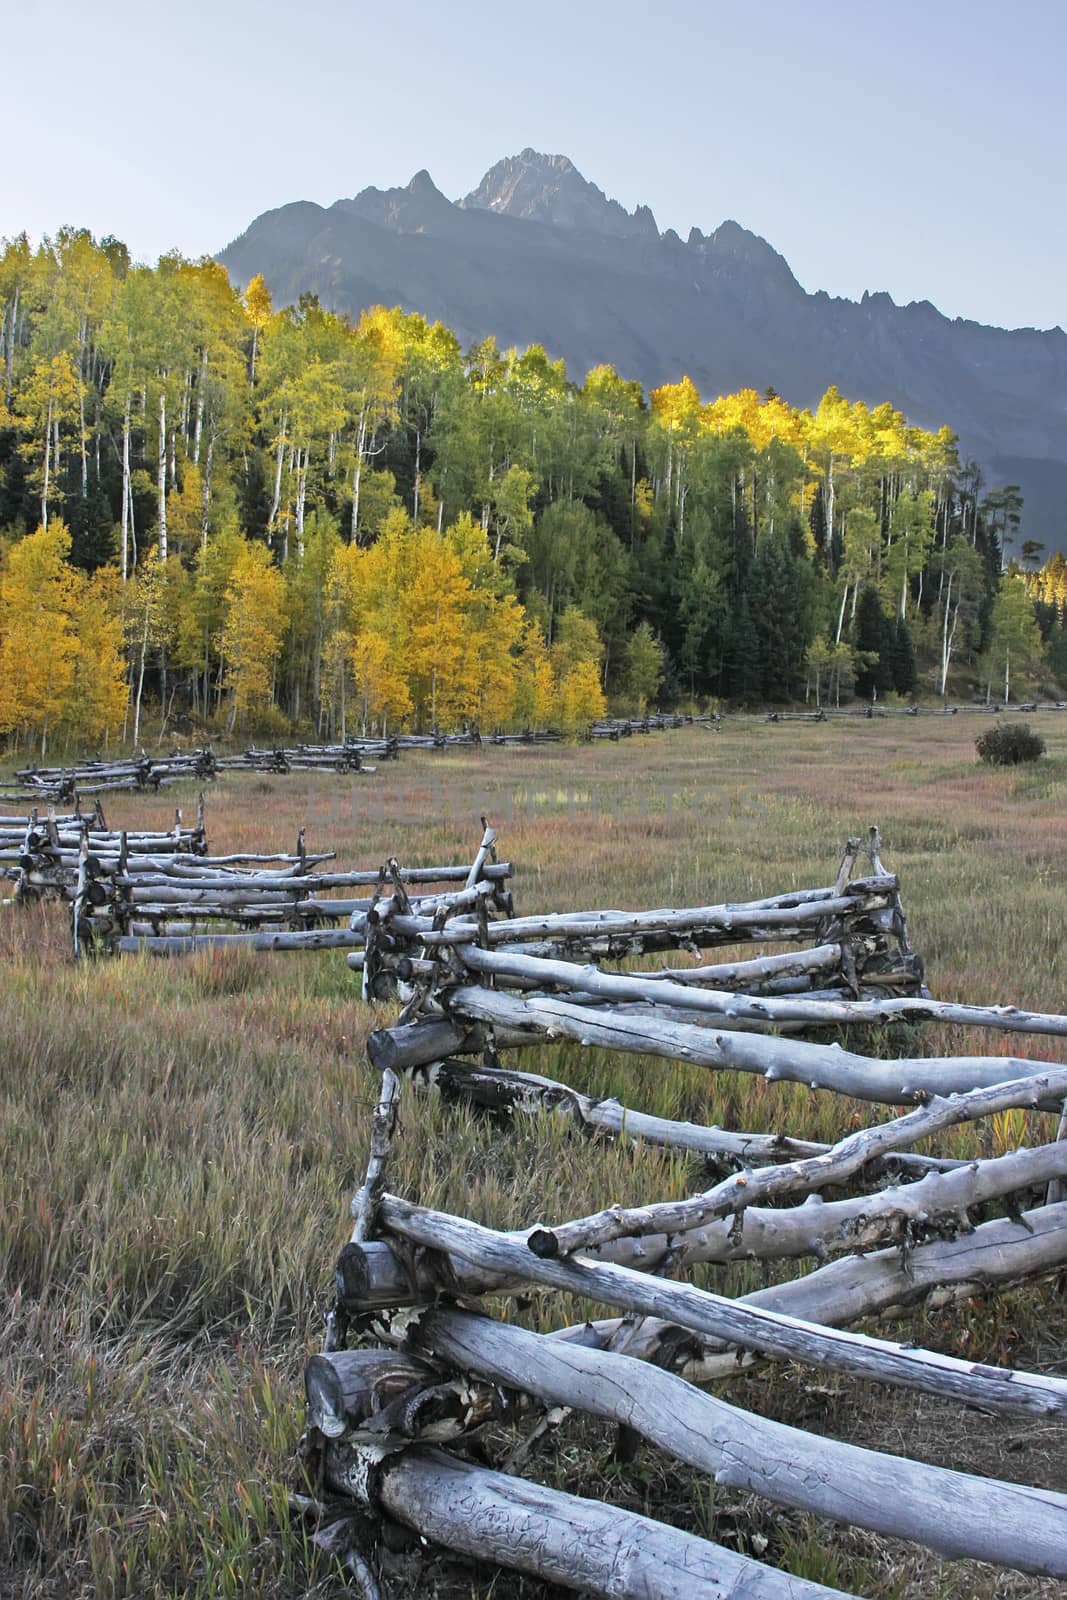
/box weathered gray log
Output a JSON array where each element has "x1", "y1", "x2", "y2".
[
  {"x1": 340, "y1": 1184, "x2": 1067, "y2": 1356},
  {"x1": 636, "y1": 944, "x2": 846, "y2": 988},
  {"x1": 562, "y1": 1201, "x2": 1067, "y2": 1383},
  {"x1": 350, "y1": 1069, "x2": 400, "y2": 1245},
  {"x1": 464, "y1": 821, "x2": 498, "y2": 890},
  {"x1": 386, "y1": 1054, "x2": 963, "y2": 1176},
  {"x1": 305, "y1": 1348, "x2": 438, "y2": 1437},
  {"x1": 376, "y1": 1195, "x2": 1067, "y2": 1418},
  {"x1": 352, "y1": 879, "x2": 499, "y2": 935},
  {"x1": 369, "y1": 1017, "x2": 484, "y2": 1072},
  {"x1": 341, "y1": 1202, "x2": 1067, "y2": 1390},
  {"x1": 323, "y1": 1439, "x2": 852, "y2": 1600},
  {"x1": 549, "y1": 1141, "x2": 1067, "y2": 1270},
  {"x1": 455, "y1": 946, "x2": 1067, "y2": 1038},
  {"x1": 524, "y1": 1068, "x2": 1067, "y2": 1257},
  {"x1": 398, "y1": 1306, "x2": 1067, "y2": 1575},
  {"x1": 408, "y1": 884, "x2": 901, "y2": 950},
  {"x1": 114, "y1": 929, "x2": 370, "y2": 955},
  {"x1": 440, "y1": 987, "x2": 1067, "y2": 1108}
]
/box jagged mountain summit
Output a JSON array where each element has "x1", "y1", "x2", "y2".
[
  {"x1": 218, "y1": 151, "x2": 1067, "y2": 543},
  {"x1": 460, "y1": 148, "x2": 659, "y2": 239}
]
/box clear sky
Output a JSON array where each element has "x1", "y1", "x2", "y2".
[{"x1": 5, "y1": 0, "x2": 1064, "y2": 331}]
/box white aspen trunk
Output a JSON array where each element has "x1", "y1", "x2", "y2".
[
  {"x1": 157, "y1": 387, "x2": 168, "y2": 560},
  {"x1": 41, "y1": 393, "x2": 53, "y2": 529},
  {"x1": 295, "y1": 446, "x2": 308, "y2": 557},
  {"x1": 834, "y1": 582, "x2": 848, "y2": 644},
  {"x1": 4, "y1": 283, "x2": 18, "y2": 405},
  {"x1": 826, "y1": 455, "x2": 835, "y2": 551},
  {"x1": 120, "y1": 392, "x2": 131, "y2": 580},
  {"x1": 269, "y1": 410, "x2": 287, "y2": 528},
  {"x1": 1004, "y1": 645, "x2": 1011, "y2": 703},
  {"x1": 127, "y1": 465, "x2": 138, "y2": 572},
  {"x1": 132, "y1": 605, "x2": 150, "y2": 745},
  {"x1": 193, "y1": 349, "x2": 207, "y2": 464},
  {"x1": 77, "y1": 323, "x2": 88, "y2": 496},
  {"x1": 939, "y1": 571, "x2": 955, "y2": 695},
  {"x1": 201, "y1": 431, "x2": 215, "y2": 550},
  {"x1": 413, "y1": 426, "x2": 421, "y2": 524}
]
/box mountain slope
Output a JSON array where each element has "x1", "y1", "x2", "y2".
[{"x1": 218, "y1": 151, "x2": 1067, "y2": 545}]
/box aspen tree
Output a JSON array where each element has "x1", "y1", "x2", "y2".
[
  {"x1": 0, "y1": 521, "x2": 78, "y2": 752},
  {"x1": 220, "y1": 541, "x2": 287, "y2": 728}
]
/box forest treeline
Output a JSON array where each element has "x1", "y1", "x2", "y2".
[{"x1": 1, "y1": 227, "x2": 1066, "y2": 751}]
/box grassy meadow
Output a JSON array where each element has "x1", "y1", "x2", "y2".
[{"x1": 1, "y1": 716, "x2": 1066, "y2": 1599}]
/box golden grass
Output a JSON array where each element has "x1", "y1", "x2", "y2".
[{"x1": 1, "y1": 717, "x2": 1066, "y2": 1596}]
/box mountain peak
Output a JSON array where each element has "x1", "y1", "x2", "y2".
[{"x1": 460, "y1": 149, "x2": 659, "y2": 240}]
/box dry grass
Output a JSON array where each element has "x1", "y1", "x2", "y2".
[{"x1": 2, "y1": 717, "x2": 1066, "y2": 1597}]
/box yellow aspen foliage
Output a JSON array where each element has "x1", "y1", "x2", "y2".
[
  {"x1": 463, "y1": 589, "x2": 525, "y2": 729},
  {"x1": 320, "y1": 627, "x2": 355, "y2": 737},
  {"x1": 633, "y1": 478, "x2": 654, "y2": 526},
  {"x1": 512, "y1": 619, "x2": 556, "y2": 728},
  {"x1": 402, "y1": 528, "x2": 477, "y2": 727},
  {"x1": 550, "y1": 606, "x2": 603, "y2": 679},
  {"x1": 327, "y1": 542, "x2": 364, "y2": 636},
  {"x1": 244, "y1": 273, "x2": 273, "y2": 333},
  {"x1": 63, "y1": 566, "x2": 128, "y2": 742},
  {"x1": 16, "y1": 354, "x2": 82, "y2": 524},
  {"x1": 220, "y1": 541, "x2": 287, "y2": 726},
  {"x1": 0, "y1": 521, "x2": 79, "y2": 753},
  {"x1": 351, "y1": 630, "x2": 411, "y2": 732},
  {"x1": 165, "y1": 465, "x2": 204, "y2": 560},
  {"x1": 558, "y1": 658, "x2": 606, "y2": 736}
]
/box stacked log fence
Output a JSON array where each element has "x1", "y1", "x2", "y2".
[
  {"x1": 64, "y1": 820, "x2": 513, "y2": 964},
  {"x1": 2, "y1": 800, "x2": 206, "y2": 913},
  {"x1": 4, "y1": 699, "x2": 1066, "y2": 810},
  {"x1": 2, "y1": 802, "x2": 515, "y2": 968},
  {"x1": 3, "y1": 749, "x2": 218, "y2": 804},
  {"x1": 298, "y1": 826, "x2": 1067, "y2": 1597}
]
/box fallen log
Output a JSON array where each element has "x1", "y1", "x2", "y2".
[
  {"x1": 558, "y1": 1201, "x2": 1067, "y2": 1384},
  {"x1": 114, "y1": 929, "x2": 370, "y2": 955},
  {"x1": 408, "y1": 884, "x2": 902, "y2": 949},
  {"x1": 388, "y1": 1306, "x2": 1067, "y2": 1576},
  {"x1": 374, "y1": 1195, "x2": 1067, "y2": 1419},
  {"x1": 382, "y1": 1053, "x2": 965, "y2": 1176},
  {"x1": 321, "y1": 1437, "x2": 852, "y2": 1600},
  {"x1": 454, "y1": 946, "x2": 1067, "y2": 1038},
  {"x1": 437, "y1": 986, "x2": 1067, "y2": 1108},
  {"x1": 521, "y1": 1067, "x2": 1067, "y2": 1257}
]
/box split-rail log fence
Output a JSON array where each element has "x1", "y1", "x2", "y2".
[
  {"x1": 64, "y1": 820, "x2": 512, "y2": 963},
  {"x1": 5, "y1": 697, "x2": 1067, "y2": 809},
  {"x1": 3, "y1": 800, "x2": 206, "y2": 908},
  {"x1": 294, "y1": 826, "x2": 1067, "y2": 1597}
]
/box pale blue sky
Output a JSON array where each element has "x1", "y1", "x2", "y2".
[{"x1": 6, "y1": 0, "x2": 1064, "y2": 330}]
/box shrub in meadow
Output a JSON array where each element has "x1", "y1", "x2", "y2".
[{"x1": 975, "y1": 721, "x2": 1046, "y2": 765}]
